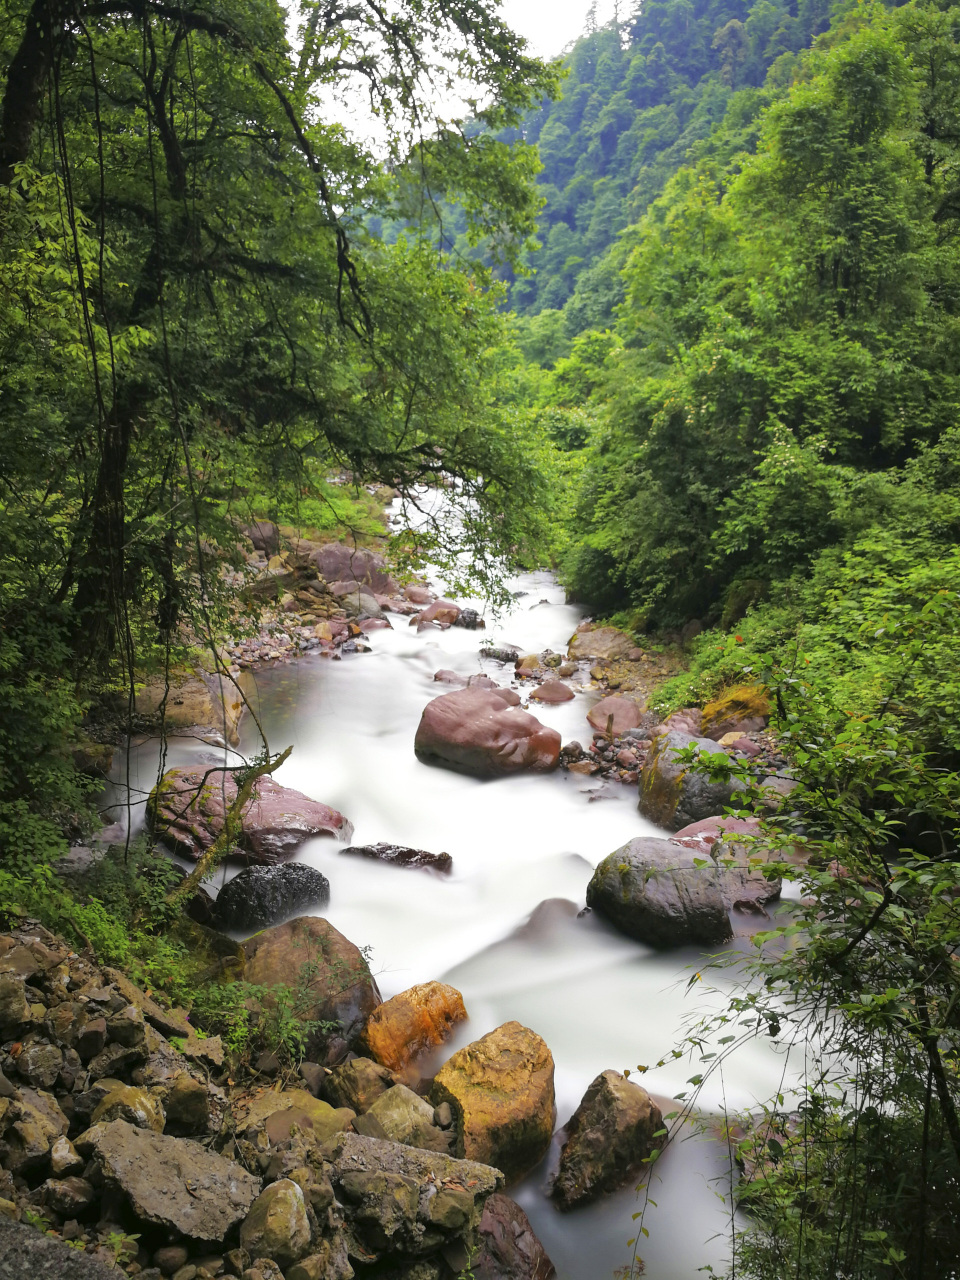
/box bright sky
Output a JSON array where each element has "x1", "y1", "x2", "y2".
[{"x1": 499, "y1": 0, "x2": 621, "y2": 58}]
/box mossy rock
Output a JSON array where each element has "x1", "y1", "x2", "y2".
[{"x1": 702, "y1": 684, "x2": 770, "y2": 735}]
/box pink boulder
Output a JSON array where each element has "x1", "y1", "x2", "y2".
[
  {"x1": 466, "y1": 674, "x2": 498, "y2": 690},
  {"x1": 149, "y1": 767, "x2": 352, "y2": 864},
  {"x1": 529, "y1": 680, "x2": 575, "y2": 704},
  {"x1": 404, "y1": 585, "x2": 435, "y2": 605},
  {"x1": 420, "y1": 599, "x2": 462, "y2": 625},
  {"x1": 310, "y1": 543, "x2": 398, "y2": 595},
  {"x1": 671, "y1": 816, "x2": 761, "y2": 853},
  {"x1": 434, "y1": 670, "x2": 466, "y2": 686},
  {"x1": 586, "y1": 696, "x2": 643, "y2": 736},
  {"x1": 360, "y1": 618, "x2": 392, "y2": 633},
  {"x1": 415, "y1": 689, "x2": 560, "y2": 776}
]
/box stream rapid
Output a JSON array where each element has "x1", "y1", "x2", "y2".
[{"x1": 106, "y1": 532, "x2": 793, "y2": 1279}]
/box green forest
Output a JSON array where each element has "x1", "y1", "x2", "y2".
[{"x1": 2, "y1": 0, "x2": 960, "y2": 1275}]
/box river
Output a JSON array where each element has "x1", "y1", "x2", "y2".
[{"x1": 106, "y1": 532, "x2": 793, "y2": 1279}]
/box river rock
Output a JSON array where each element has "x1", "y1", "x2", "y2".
[
  {"x1": 586, "y1": 837, "x2": 732, "y2": 948},
  {"x1": 479, "y1": 646, "x2": 519, "y2": 664},
  {"x1": 414, "y1": 689, "x2": 561, "y2": 777},
  {"x1": 134, "y1": 671, "x2": 252, "y2": 746},
  {"x1": 474, "y1": 1193, "x2": 556, "y2": 1280},
  {"x1": 340, "y1": 842, "x2": 453, "y2": 874},
  {"x1": 237, "y1": 1088, "x2": 354, "y2": 1145},
  {"x1": 587, "y1": 696, "x2": 643, "y2": 737},
  {"x1": 405, "y1": 585, "x2": 435, "y2": 605},
  {"x1": 213, "y1": 864, "x2": 331, "y2": 931},
  {"x1": 433, "y1": 670, "x2": 465, "y2": 686},
  {"x1": 319, "y1": 1131, "x2": 503, "y2": 1260},
  {"x1": 419, "y1": 599, "x2": 462, "y2": 625},
  {"x1": 363, "y1": 1085, "x2": 450, "y2": 1152},
  {"x1": 551, "y1": 1070, "x2": 665, "y2": 1210},
  {"x1": 240, "y1": 1179, "x2": 312, "y2": 1267},
  {"x1": 567, "y1": 626, "x2": 635, "y2": 662},
  {"x1": 310, "y1": 544, "x2": 399, "y2": 595},
  {"x1": 242, "y1": 916, "x2": 381, "y2": 1051},
  {"x1": 322, "y1": 1058, "x2": 399, "y2": 1113},
  {"x1": 0, "y1": 1216, "x2": 120, "y2": 1279},
  {"x1": 529, "y1": 681, "x2": 574, "y2": 704},
  {"x1": 430, "y1": 1022, "x2": 555, "y2": 1182},
  {"x1": 76, "y1": 1119, "x2": 260, "y2": 1242},
  {"x1": 91, "y1": 1082, "x2": 165, "y2": 1132},
  {"x1": 360, "y1": 982, "x2": 467, "y2": 1072},
  {"x1": 638, "y1": 731, "x2": 745, "y2": 830},
  {"x1": 1, "y1": 1088, "x2": 69, "y2": 1173},
  {"x1": 149, "y1": 767, "x2": 352, "y2": 864},
  {"x1": 674, "y1": 817, "x2": 781, "y2": 911},
  {"x1": 242, "y1": 521, "x2": 281, "y2": 556}
]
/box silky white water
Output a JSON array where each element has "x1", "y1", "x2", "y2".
[{"x1": 106, "y1": 559, "x2": 794, "y2": 1280}]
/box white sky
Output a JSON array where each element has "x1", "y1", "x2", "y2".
[{"x1": 499, "y1": 0, "x2": 621, "y2": 58}]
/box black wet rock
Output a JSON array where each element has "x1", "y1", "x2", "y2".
[{"x1": 213, "y1": 864, "x2": 331, "y2": 932}]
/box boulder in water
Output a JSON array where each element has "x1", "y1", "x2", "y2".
[
  {"x1": 551, "y1": 1070, "x2": 665, "y2": 1210},
  {"x1": 415, "y1": 689, "x2": 560, "y2": 777},
  {"x1": 419, "y1": 599, "x2": 462, "y2": 625},
  {"x1": 430, "y1": 1021, "x2": 555, "y2": 1182},
  {"x1": 529, "y1": 680, "x2": 574, "y2": 704},
  {"x1": 360, "y1": 981, "x2": 467, "y2": 1072},
  {"x1": 213, "y1": 864, "x2": 331, "y2": 931},
  {"x1": 586, "y1": 836, "x2": 732, "y2": 948},
  {"x1": 474, "y1": 1193, "x2": 556, "y2": 1279},
  {"x1": 148, "y1": 767, "x2": 351, "y2": 864},
  {"x1": 340, "y1": 841, "x2": 453, "y2": 874}
]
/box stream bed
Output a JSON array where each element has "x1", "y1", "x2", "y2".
[{"x1": 107, "y1": 559, "x2": 792, "y2": 1280}]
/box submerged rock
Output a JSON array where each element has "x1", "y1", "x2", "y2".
[
  {"x1": 415, "y1": 689, "x2": 561, "y2": 777},
  {"x1": 149, "y1": 766, "x2": 352, "y2": 864},
  {"x1": 551, "y1": 1070, "x2": 665, "y2": 1210},
  {"x1": 360, "y1": 981, "x2": 467, "y2": 1072},
  {"x1": 430, "y1": 1021, "x2": 555, "y2": 1182},
  {"x1": 587, "y1": 836, "x2": 732, "y2": 949},
  {"x1": 213, "y1": 864, "x2": 331, "y2": 931}
]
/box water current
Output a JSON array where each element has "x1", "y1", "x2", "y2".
[{"x1": 105, "y1": 517, "x2": 796, "y2": 1280}]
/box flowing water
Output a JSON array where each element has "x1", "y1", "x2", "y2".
[{"x1": 106, "y1": 521, "x2": 796, "y2": 1280}]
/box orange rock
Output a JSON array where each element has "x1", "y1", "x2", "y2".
[{"x1": 359, "y1": 981, "x2": 467, "y2": 1072}]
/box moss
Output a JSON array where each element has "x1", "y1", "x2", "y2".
[{"x1": 702, "y1": 684, "x2": 771, "y2": 732}]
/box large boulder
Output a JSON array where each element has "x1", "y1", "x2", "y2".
[
  {"x1": 134, "y1": 670, "x2": 253, "y2": 746},
  {"x1": 638, "y1": 731, "x2": 745, "y2": 831},
  {"x1": 149, "y1": 767, "x2": 352, "y2": 864},
  {"x1": 242, "y1": 520, "x2": 281, "y2": 556},
  {"x1": 586, "y1": 837, "x2": 732, "y2": 949},
  {"x1": 242, "y1": 916, "x2": 381, "y2": 1051},
  {"x1": 319, "y1": 1131, "x2": 502, "y2": 1262},
  {"x1": 567, "y1": 626, "x2": 635, "y2": 662},
  {"x1": 310, "y1": 544, "x2": 398, "y2": 595},
  {"x1": 75, "y1": 1119, "x2": 260, "y2": 1242},
  {"x1": 430, "y1": 1022, "x2": 555, "y2": 1182},
  {"x1": 240, "y1": 1179, "x2": 312, "y2": 1267},
  {"x1": 360, "y1": 982, "x2": 467, "y2": 1073},
  {"x1": 236, "y1": 1088, "x2": 355, "y2": 1145},
  {"x1": 586, "y1": 696, "x2": 643, "y2": 737},
  {"x1": 550, "y1": 1070, "x2": 665, "y2": 1210},
  {"x1": 418, "y1": 599, "x2": 461, "y2": 626},
  {"x1": 474, "y1": 1193, "x2": 556, "y2": 1280},
  {"x1": 213, "y1": 864, "x2": 331, "y2": 932},
  {"x1": 414, "y1": 689, "x2": 561, "y2": 777}
]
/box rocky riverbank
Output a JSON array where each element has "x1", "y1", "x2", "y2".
[{"x1": 0, "y1": 917, "x2": 670, "y2": 1280}]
